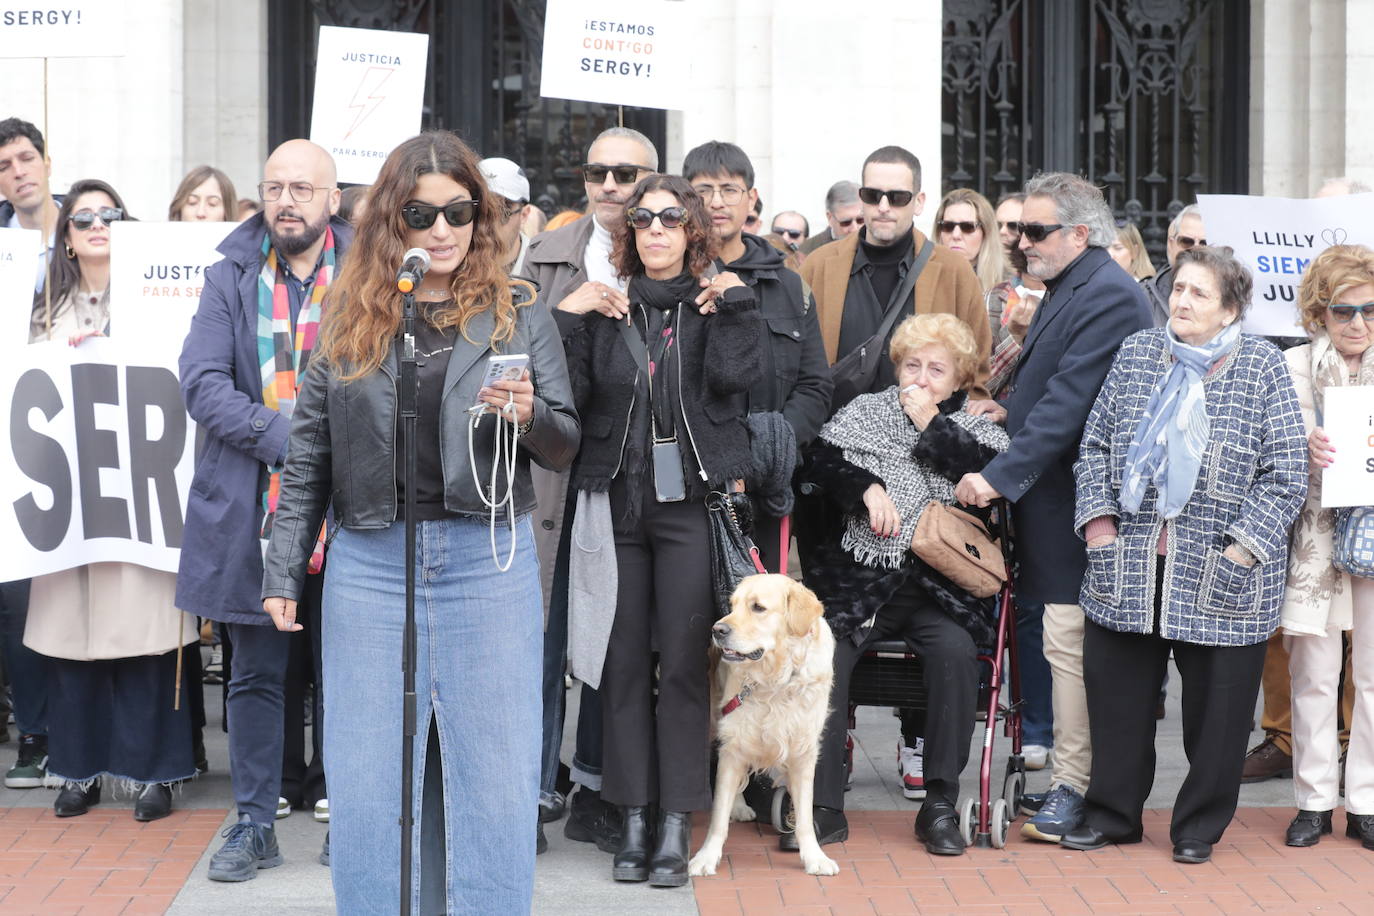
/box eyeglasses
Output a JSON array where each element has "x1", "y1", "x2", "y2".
[
  {"x1": 937, "y1": 220, "x2": 980, "y2": 235},
  {"x1": 1018, "y1": 222, "x2": 1067, "y2": 243},
  {"x1": 258, "y1": 181, "x2": 334, "y2": 203},
  {"x1": 1328, "y1": 303, "x2": 1374, "y2": 323},
  {"x1": 858, "y1": 187, "x2": 915, "y2": 207},
  {"x1": 772, "y1": 227, "x2": 804, "y2": 240},
  {"x1": 837, "y1": 215, "x2": 865, "y2": 229},
  {"x1": 401, "y1": 199, "x2": 480, "y2": 230},
  {"x1": 1171, "y1": 234, "x2": 1207, "y2": 249},
  {"x1": 998, "y1": 220, "x2": 1022, "y2": 234},
  {"x1": 499, "y1": 199, "x2": 528, "y2": 221},
  {"x1": 692, "y1": 183, "x2": 745, "y2": 205},
  {"x1": 68, "y1": 207, "x2": 123, "y2": 231},
  {"x1": 627, "y1": 206, "x2": 686, "y2": 230},
  {"x1": 582, "y1": 163, "x2": 647, "y2": 185}
]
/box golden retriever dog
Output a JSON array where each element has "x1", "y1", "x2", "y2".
[{"x1": 688, "y1": 574, "x2": 839, "y2": 877}]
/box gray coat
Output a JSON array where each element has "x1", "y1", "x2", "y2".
[{"x1": 1073, "y1": 329, "x2": 1308, "y2": 647}]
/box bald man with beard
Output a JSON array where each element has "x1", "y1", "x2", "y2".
[{"x1": 178, "y1": 139, "x2": 350, "y2": 882}]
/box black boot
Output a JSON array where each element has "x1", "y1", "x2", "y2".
[
  {"x1": 54, "y1": 780, "x2": 101, "y2": 818},
  {"x1": 1285, "y1": 809, "x2": 1332, "y2": 847},
  {"x1": 1347, "y1": 813, "x2": 1374, "y2": 850},
  {"x1": 612, "y1": 806, "x2": 652, "y2": 882},
  {"x1": 134, "y1": 783, "x2": 173, "y2": 822},
  {"x1": 648, "y1": 809, "x2": 691, "y2": 887}
]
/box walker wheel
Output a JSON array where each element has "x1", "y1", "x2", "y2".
[
  {"x1": 990, "y1": 798, "x2": 1010, "y2": 849},
  {"x1": 958, "y1": 796, "x2": 977, "y2": 847},
  {"x1": 1001, "y1": 770, "x2": 1026, "y2": 816},
  {"x1": 771, "y1": 787, "x2": 794, "y2": 834}
]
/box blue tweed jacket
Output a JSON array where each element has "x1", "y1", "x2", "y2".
[{"x1": 1073, "y1": 329, "x2": 1308, "y2": 647}]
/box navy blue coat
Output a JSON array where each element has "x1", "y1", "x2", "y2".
[
  {"x1": 979, "y1": 247, "x2": 1151, "y2": 603},
  {"x1": 175, "y1": 214, "x2": 353, "y2": 624}
]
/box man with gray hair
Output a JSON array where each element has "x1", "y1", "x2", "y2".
[
  {"x1": 800, "y1": 180, "x2": 864, "y2": 254},
  {"x1": 955, "y1": 171, "x2": 1151, "y2": 844},
  {"x1": 1142, "y1": 203, "x2": 1205, "y2": 326}
]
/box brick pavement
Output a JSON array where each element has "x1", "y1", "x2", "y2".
[
  {"x1": 0, "y1": 806, "x2": 227, "y2": 916},
  {"x1": 690, "y1": 807, "x2": 1374, "y2": 915}
]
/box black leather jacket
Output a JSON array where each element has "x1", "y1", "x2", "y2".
[{"x1": 262, "y1": 287, "x2": 580, "y2": 601}]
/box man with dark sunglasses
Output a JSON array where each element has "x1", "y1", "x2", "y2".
[
  {"x1": 518, "y1": 125, "x2": 659, "y2": 856},
  {"x1": 770, "y1": 211, "x2": 810, "y2": 247},
  {"x1": 480, "y1": 156, "x2": 533, "y2": 275},
  {"x1": 178, "y1": 139, "x2": 349, "y2": 882},
  {"x1": 1142, "y1": 204, "x2": 1206, "y2": 327},
  {"x1": 800, "y1": 181, "x2": 864, "y2": 255}
]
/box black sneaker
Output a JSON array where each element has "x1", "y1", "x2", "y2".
[
  {"x1": 319, "y1": 831, "x2": 330, "y2": 867},
  {"x1": 207, "y1": 817, "x2": 284, "y2": 882},
  {"x1": 5, "y1": 734, "x2": 50, "y2": 788},
  {"x1": 563, "y1": 788, "x2": 623, "y2": 853}
]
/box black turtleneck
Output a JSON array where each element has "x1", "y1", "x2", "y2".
[{"x1": 859, "y1": 227, "x2": 912, "y2": 308}]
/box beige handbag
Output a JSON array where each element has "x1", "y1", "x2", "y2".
[{"x1": 910, "y1": 501, "x2": 1006, "y2": 598}]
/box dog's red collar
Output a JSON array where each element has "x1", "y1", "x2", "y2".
[{"x1": 721, "y1": 684, "x2": 752, "y2": 716}]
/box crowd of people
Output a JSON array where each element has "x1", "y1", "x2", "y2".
[{"x1": 0, "y1": 108, "x2": 1371, "y2": 914}]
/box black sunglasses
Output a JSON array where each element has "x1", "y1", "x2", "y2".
[
  {"x1": 1018, "y1": 222, "x2": 1067, "y2": 243},
  {"x1": 998, "y1": 220, "x2": 1022, "y2": 234},
  {"x1": 772, "y1": 227, "x2": 804, "y2": 240},
  {"x1": 837, "y1": 215, "x2": 865, "y2": 229},
  {"x1": 938, "y1": 220, "x2": 980, "y2": 235},
  {"x1": 401, "y1": 199, "x2": 480, "y2": 230},
  {"x1": 1329, "y1": 303, "x2": 1374, "y2": 323},
  {"x1": 627, "y1": 206, "x2": 686, "y2": 230},
  {"x1": 69, "y1": 207, "x2": 124, "y2": 231},
  {"x1": 858, "y1": 187, "x2": 915, "y2": 207},
  {"x1": 1172, "y1": 234, "x2": 1207, "y2": 249},
  {"x1": 582, "y1": 163, "x2": 646, "y2": 185}
]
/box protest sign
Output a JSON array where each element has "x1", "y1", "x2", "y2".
[
  {"x1": 539, "y1": 0, "x2": 687, "y2": 111},
  {"x1": 0, "y1": 0, "x2": 125, "y2": 57},
  {"x1": 0, "y1": 226, "x2": 41, "y2": 346},
  {"x1": 0, "y1": 337, "x2": 192, "y2": 578},
  {"x1": 310, "y1": 25, "x2": 429, "y2": 184},
  {"x1": 109, "y1": 221, "x2": 235, "y2": 344},
  {"x1": 1321, "y1": 385, "x2": 1374, "y2": 509},
  {"x1": 1198, "y1": 192, "x2": 1374, "y2": 337}
]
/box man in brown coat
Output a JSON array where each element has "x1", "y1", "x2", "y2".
[{"x1": 801, "y1": 145, "x2": 992, "y2": 404}]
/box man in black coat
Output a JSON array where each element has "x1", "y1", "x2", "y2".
[
  {"x1": 681, "y1": 141, "x2": 831, "y2": 571},
  {"x1": 955, "y1": 172, "x2": 1152, "y2": 844}
]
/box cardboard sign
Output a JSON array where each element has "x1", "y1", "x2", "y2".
[
  {"x1": 109, "y1": 221, "x2": 235, "y2": 344},
  {"x1": 0, "y1": 0, "x2": 125, "y2": 57},
  {"x1": 0, "y1": 338, "x2": 192, "y2": 577},
  {"x1": 1321, "y1": 385, "x2": 1374, "y2": 509},
  {"x1": 309, "y1": 25, "x2": 429, "y2": 184},
  {"x1": 539, "y1": 0, "x2": 687, "y2": 111},
  {"x1": 0, "y1": 226, "x2": 41, "y2": 346},
  {"x1": 1198, "y1": 192, "x2": 1374, "y2": 337}
]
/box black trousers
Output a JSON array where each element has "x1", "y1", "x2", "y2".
[
  {"x1": 1082, "y1": 609, "x2": 1266, "y2": 844},
  {"x1": 815, "y1": 579, "x2": 978, "y2": 809},
  {"x1": 600, "y1": 496, "x2": 714, "y2": 812},
  {"x1": 281, "y1": 567, "x2": 326, "y2": 808}
]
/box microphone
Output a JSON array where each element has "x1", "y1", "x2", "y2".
[{"x1": 396, "y1": 248, "x2": 431, "y2": 293}]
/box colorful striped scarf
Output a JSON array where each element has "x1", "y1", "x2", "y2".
[{"x1": 257, "y1": 228, "x2": 334, "y2": 572}]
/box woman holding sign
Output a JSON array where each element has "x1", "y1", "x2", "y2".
[
  {"x1": 1280, "y1": 244, "x2": 1374, "y2": 850},
  {"x1": 260, "y1": 132, "x2": 579, "y2": 915},
  {"x1": 24, "y1": 180, "x2": 199, "y2": 822}
]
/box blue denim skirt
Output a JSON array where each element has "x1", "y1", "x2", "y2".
[{"x1": 322, "y1": 515, "x2": 541, "y2": 915}]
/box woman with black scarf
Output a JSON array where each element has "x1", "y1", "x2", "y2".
[{"x1": 557, "y1": 173, "x2": 764, "y2": 887}]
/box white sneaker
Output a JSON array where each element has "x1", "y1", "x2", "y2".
[
  {"x1": 314, "y1": 798, "x2": 330, "y2": 822},
  {"x1": 276, "y1": 796, "x2": 291, "y2": 819},
  {"x1": 1023, "y1": 745, "x2": 1050, "y2": 771},
  {"x1": 898, "y1": 739, "x2": 926, "y2": 800}
]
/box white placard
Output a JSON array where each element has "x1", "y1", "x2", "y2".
[
  {"x1": 1321, "y1": 385, "x2": 1374, "y2": 509},
  {"x1": 0, "y1": 0, "x2": 124, "y2": 57},
  {"x1": 1198, "y1": 192, "x2": 1374, "y2": 337},
  {"x1": 0, "y1": 225, "x2": 41, "y2": 346},
  {"x1": 309, "y1": 25, "x2": 429, "y2": 185},
  {"x1": 539, "y1": 0, "x2": 687, "y2": 111},
  {"x1": 0, "y1": 336, "x2": 193, "y2": 578},
  {"x1": 109, "y1": 221, "x2": 235, "y2": 345}
]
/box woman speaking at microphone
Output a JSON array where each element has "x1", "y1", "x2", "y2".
[{"x1": 261, "y1": 132, "x2": 579, "y2": 915}]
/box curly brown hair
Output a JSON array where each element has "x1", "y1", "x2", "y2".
[
  {"x1": 610, "y1": 173, "x2": 716, "y2": 280},
  {"x1": 1296, "y1": 244, "x2": 1374, "y2": 335}
]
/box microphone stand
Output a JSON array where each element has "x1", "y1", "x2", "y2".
[{"x1": 398, "y1": 289, "x2": 419, "y2": 916}]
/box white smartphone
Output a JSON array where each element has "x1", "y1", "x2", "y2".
[{"x1": 475, "y1": 353, "x2": 530, "y2": 410}]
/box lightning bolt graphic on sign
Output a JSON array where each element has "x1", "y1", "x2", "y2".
[{"x1": 345, "y1": 66, "x2": 395, "y2": 138}]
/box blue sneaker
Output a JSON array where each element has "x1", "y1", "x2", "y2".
[
  {"x1": 1021, "y1": 783, "x2": 1085, "y2": 843},
  {"x1": 207, "y1": 816, "x2": 284, "y2": 881}
]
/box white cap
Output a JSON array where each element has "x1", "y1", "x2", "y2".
[{"x1": 479, "y1": 157, "x2": 530, "y2": 204}]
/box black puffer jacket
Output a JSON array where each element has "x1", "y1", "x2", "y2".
[{"x1": 557, "y1": 284, "x2": 764, "y2": 498}]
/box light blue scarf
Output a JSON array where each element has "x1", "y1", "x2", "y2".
[{"x1": 1120, "y1": 322, "x2": 1242, "y2": 519}]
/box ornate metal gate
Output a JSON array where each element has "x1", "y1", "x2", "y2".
[
  {"x1": 941, "y1": 0, "x2": 1250, "y2": 260},
  {"x1": 268, "y1": 0, "x2": 667, "y2": 215}
]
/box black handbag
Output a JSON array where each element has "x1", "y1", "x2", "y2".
[
  {"x1": 829, "y1": 240, "x2": 935, "y2": 411},
  {"x1": 706, "y1": 490, "x2": 767, "y2": 619}
]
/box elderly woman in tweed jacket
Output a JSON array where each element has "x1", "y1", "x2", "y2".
[{"x1": 1063, "y1": 246, "x2": 1308, "y2": 864}]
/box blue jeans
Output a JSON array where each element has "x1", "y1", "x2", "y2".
[
  {"x1": 1015, "y1": 600, "x2": 1055, "y2": 748},
  {"x1": 324, "y1": 517, "x2": 542, "y2": 916},
  {"x1": 1, "y1": 579, "x2": 47, "y2": 737}
]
